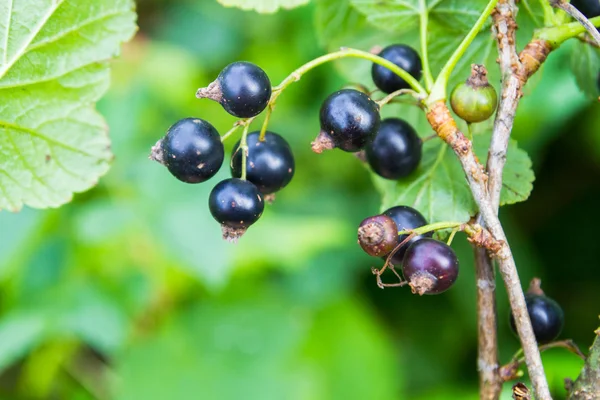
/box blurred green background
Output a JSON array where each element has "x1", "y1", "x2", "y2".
[{"x1": 0, "y1": 1, "x2": 599, "y2": 399}]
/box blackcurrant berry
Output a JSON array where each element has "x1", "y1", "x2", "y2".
[
  {"x1": 371, "y1": 44, "x2": 423, "y2": 94},
  {"x1": 402, "y1": 238, "x2": 459, "y2": 295},
  {"x1": 314, "y1": 89, "x2": 380, "y2": 153},
  {"x1": 450, "y1": 64, "x2": 498, "y2": 123},
  {"x1": 510, "y1": 294, "x2": 565, "y2": 344},
  {"x1": 209, "y1": 178, "x2": 265, "y2": 241},
  {"x1": 382, "y1": 206, "x2": 432, "y2": 265},
  {"x1": 231, "y1": 131, "x2": 295, "y2": 195},
  {"x1": 196, "y1": 62, "x2": 272, "y2": 118},
  {"x1": 150, "y1": 118, "x2": 224, "y2": 184},
  {"x1": 571, "y1": 0, "x2": 600, "y2": 18},
  {"x1": 357, "y1": 215, "x2": 398, "y2": 257},
  {"x1": 366, "y1": 118, "x2": 422, "y2": 180}
]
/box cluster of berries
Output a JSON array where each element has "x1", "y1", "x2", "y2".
[
  {"x1": 149, "y1": 39, "x2": 503, "y2": 242},
  {"x1": 150, "y1": 62, "x2": 294, "y2": 241},
  {"x1": 357, "y1": 205, "x2": 459, "y2": 295},
  {"x1": 313, "y1": 44, "x2": 425, "y2": 180}
]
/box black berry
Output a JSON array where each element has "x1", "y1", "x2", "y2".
[
  {"x1": 209, "y1": 178, "x2": 265, "y2": 241},
  {"x1": 571, "y1": 0, "x2": 600, "y2": 18},
  {"x1": 231, "y1": 131, "x2": 295, "y2": 195},
  {"x1": 450, "y1": 64, "x2": 498, "y2": 123},
  {"x1": 197, "y1": 62, "x2": 272, "y2": 118},
  {"x1": 315, "y1": 89, "x2": 380, "y2": 153},
  {"x1": 357, "y1": 215, "x2": 398, "y2": 257},
  {"x1": 402, "y1": 238, "x2": 459, "y2": 295},
  {"x1": 372, "y1": 44, "x2": 423, "y2": 94},
  {"x1": 382, "y1": 206, "x2": 432, "y2": 265},
  {"x1": 150, "y1": 118, "x2": 224, "y2": 184},
  {"x1": 510, "y1": 294, "x2": 565, "y2": 344},
  {"x1": 366, "y1": 118, "x2": 422, "y2": 180}
]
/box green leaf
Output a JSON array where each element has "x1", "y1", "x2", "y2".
[
  {"x1": 374, "y1": 135, "x2": 534, "y2": 223},
  {"x1": 569, "y1": 41, "x2": 600, "y2": 99},
  {"x1": 217, "y1": 0, "x2": 310, "y2": 13},
  {"x1": 0, "y1": 0, "x2": 137, "y2": 211}
]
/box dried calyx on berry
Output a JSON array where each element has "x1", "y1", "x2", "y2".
[
  {"x1": 401, "y1": 238, "x2": 460, "y2": 295},
  {"x1": 209, "y1": 178, "x2": 265, "y2": 242},
  {"x1": 450, "y1": 64, "x2": 498, "y2": 123},
  {"x1": 150, "y1": 118, "x2": 224, "y2": 184},
  {"x1": 357, "y1": 214, "x2": 398, "y2": 257},
  {"x1": 313, "y1": 89, "x2": 381, "y2": 153},
  {"x1": 196, "y1": 61, "x2": 272, "y2": 118}
]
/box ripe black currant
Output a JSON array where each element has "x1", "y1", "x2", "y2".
[
  {"x1": 371, "y1": 44, "x2": 423, "y2": 94},
  {"x1": 196, "y1": 61, "x2": 272, "y2": 118},
  {"x1": 366, "y1": 118, "x2": 422, "y2": 180},
  {"x1": 571, "y1": 0, "x2": 600, "y2": 18},
  {"x1": 209, "y1": 178, "x2": 265, "y2": 241},
  {"x1": 382, "y1": 206, "x2": 432, "y2": 265},
  {"x1": 150, "y1": 118, "x2": 224, "y2": 184},
  {"x1": 450, "y1": 64, "x2": 498, "y2": 123},
  {"x1": 402, "y1": 238, "x2": 459, "y2": 295},
  {"x1": 231, "y1": 131, "x2": 295, "y2": 195},
  {"x1": 314, "y1": 89, "x2": 380, "y2": 153},
  {"x1": 357, "y1": 215, "x2": 398, "y2": 257},
  {"x1": 510, "y1": 294, "x2": 565, "y2": 344}
]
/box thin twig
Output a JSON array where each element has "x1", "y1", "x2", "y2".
[{"x1": 550, "y1": 0, "x2": 600, "y2": 46}]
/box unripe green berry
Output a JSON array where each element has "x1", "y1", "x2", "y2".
[{"x1": 450, "y1": 64, "x2": 498, "y2": 123}]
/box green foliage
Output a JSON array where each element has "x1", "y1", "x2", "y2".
[
  {"x1": 0, "y1": 0, "x2": 599, "y2": 399},
  {"x1": 373, "y1": 134, "x2": 534, "y2": 223},
  {"x1": 217, "y1": 0, "x2": 311, "y2": 13},
  {"x1": 0, "y1": 0, "x2": 136, "y2": 211}
]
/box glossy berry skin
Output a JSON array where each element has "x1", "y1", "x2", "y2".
[
  {"x1": 571, "y1": 0, "x2": 600, "y2": 18},
  {"x1": 160, "y1": 118, "x2": 224, "y2": 183},
  {"x1": 231, "y1": 131, "x2": 295, "y2": 195},
  {"x1": 319, "y1": 89, "x2": 380, "y2": 152},
  {"x1": 366, "y1": 118, "x2": 422, "y2": 180},
  {"x1": 209, "y1": 179, "x2": 264, "y2": 241},
  {"x1": 218, "y1": 62, "x2": 272, "y2": 118},
  {"x1": 450, "y1": 82, "x2": 498, "y2": 123},
  {"x1": 510, "y1": 294, "x2": 565, "y2": 344},
  {"x1": 357, "y1": 215, "x2": 398, "y2": 257},
  {"x1": 402, "y1": 239, "x2": 459, "y2": 295},
  {"x1": 371, "y1": 44, "x2": 423, "y2": 94},
  {"x1": 382, "y1": 206, "x2": 432, "y2": 265}
]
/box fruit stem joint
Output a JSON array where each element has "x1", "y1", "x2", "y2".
[
  {"x1": 426, "y1": 101, "x2": 472, "y2": 157},
  {"x1": 464, "y1": 224, "x2": 504, "y2": 255},
  {"x1": 516, "y1": 40, "x2": 552, "y2": 87}
]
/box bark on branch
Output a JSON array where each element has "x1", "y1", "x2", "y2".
[{"x1": 568, "y1": 326, "x2": 600, "y2": 400}]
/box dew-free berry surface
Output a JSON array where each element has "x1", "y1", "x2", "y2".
[
  {"x1": 366, "y1": 118, "x2": 422, "y2": 180},
  {"x1": 231, "y1": 131, "x2": 295, "y2": 195},
  {"x1": 450, "y1": 65, "x2": 498, "y2": 124},
  {"x1": 402, "y1": 238, "x2": 459, "y2": 295},
  {"x1": 155, "y1": 118, "x2": 224, "y2": 184},
  {"x1": 209, "y1": 178, "x2": 264, "y2": 240},
  {"x1": 357, "y1": 214, "x2": 398, "y2": 257},
  {"x1": 383, "y1": 206, "x2": 432, "y2": 265},
  {"x1": 319, "y1": 89, "x2": 380, "y2": 152},
  {"x1": 212, "y1": 61, "x2": 272, "y2": 118},
  {"x1": 371, "y1": 44, "x2": 423, "y2": 94},
  {"x1": 510, "y1": 294, "x2": 565, "y2": 344}
]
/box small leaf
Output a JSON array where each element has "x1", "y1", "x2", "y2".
[
  {"x1": 216, "y1": 0, "x2": 310, "y2": 13},
  {"x1": 569, "y1": 41, "x2": 600, "y2": 99},
  {"x1": 375, "y1": 135, "x2": 534, "y2": 223},
  {"x1": 0, "y1": 0, "x2": 137, "y2": 211}
]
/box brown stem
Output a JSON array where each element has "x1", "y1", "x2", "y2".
[
  {"x1": 568, "y1": 326, "x2": 600, "y2": 399},
  {"x1": 425, "y1": 100, "x2": 552, "y2": 399},
  {"x1": 475, "y1": 247, "x2": 502, "y2": 399}
]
